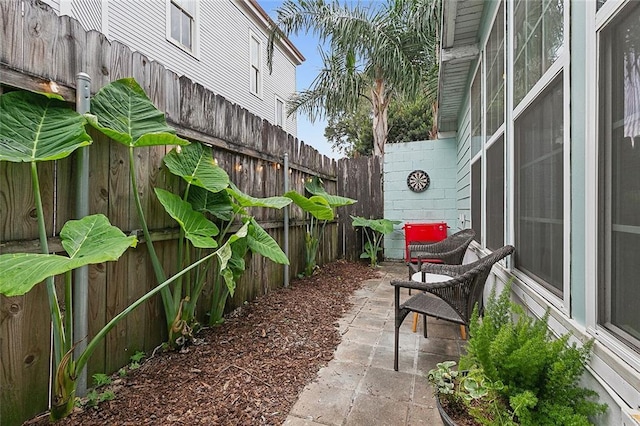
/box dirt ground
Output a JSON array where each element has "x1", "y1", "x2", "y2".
[{"x1": 25, "y1": 260, "x2": 381, "y2": 426}]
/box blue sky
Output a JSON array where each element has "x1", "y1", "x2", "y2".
[{"x1": 259, "y1": 1, "x2": 339, "y2": 159}]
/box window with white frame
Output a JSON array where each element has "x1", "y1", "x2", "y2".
[
  {"x1": 275, "y1": 97, "x2": 285, "y2": 128},
  {"x1": 515, "y1": 75, "x2": 564, "y2": 296},
  {"x1": 250, "y1": 33, "x2": 262, "y2": 97},
  {"x1": 168, "y1": 0, "x2": 195, "y2": 52},
  {"x1": 598, "y1": 1, "x2": 640, "y2": 350},
  {"x1": 513, "y1": 0, "x2": 563, "y2": 105},
  {"x1": 486, "y1": 2, "x2": 505, "y2": 138},
  {"x1": 470, "y1": 66, "x2": 483, "y2": 159},
  {"x1": 470, "y1": 2, "x2": 505, "y2": 249},
  {"x1": 470, "y1": 65, "x2": 482, "y2": 244}
]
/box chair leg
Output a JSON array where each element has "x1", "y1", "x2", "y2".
[
  {"x1": 411, "y1": 313, "x2": 418, "y2": 333},
  {"x1": 459, "y1": 325, "x2": 467, "y2": 340},
  {"x1": 423, "y1": 315, "x2": 428, "y2": 338}
]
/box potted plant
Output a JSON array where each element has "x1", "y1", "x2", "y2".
[{"x1": 427, "y1": 283, "x2": 607, "y2": 426}]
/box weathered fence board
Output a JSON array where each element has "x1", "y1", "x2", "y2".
[{"x1": 0, "y1": 2, "x2": 381, "y2": 425}]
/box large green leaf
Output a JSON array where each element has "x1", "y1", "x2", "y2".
[
  {"x1": 284, "y1": 190, "x2": 334, "y2": 220},
  {"x1": 188, "y1": 186, "x2": 234, "y2": 221},
  {"x1": 227, "y1": 183, "x2": 292, "y2": 209},
  {"x1": 247, "y1": 218, "x2": 289, "y2": 264},
  {"x1": 304, "y1": 176, "x2": 356, "y2": 207},
  {"x1": 87, "y1": 78, "x2": 189, "y2": 148},
  {"x1": 0, "y1": 91, "x2": 92, "y2": 162},
  {"x1": 351, "y1": 216, "x2": 401, "y2": 235},
  {"x1": 154, "y1": 188, "x2": 219, "y2": 248},
  {"x1": 164, "y1": 143, "x2": 229, "y2": 192},
  {"x1": 0, "y1": 214, "x2": 136, "y2": 296}
]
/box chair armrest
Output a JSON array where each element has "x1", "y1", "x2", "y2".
[
  {"x1": 420, "y1": 262, "x2": 469, "y2": 276},
  {"x1": 390, "y1": 277, "x2": 462, "y2": 293}
]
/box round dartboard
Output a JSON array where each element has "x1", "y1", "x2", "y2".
[{"x1": 407, "y1": 170, "x2": 430, "y2": 192}]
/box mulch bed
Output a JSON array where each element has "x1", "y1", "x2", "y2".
[{"x1": 25, "y1": 260, "x2": 381, "y2": 425}]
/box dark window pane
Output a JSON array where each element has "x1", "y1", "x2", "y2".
[
  {"x1": 599, "y1": 2, "x2": 640, "y2": 348},
  {"x1": 487, "y1": 137, "x2": 505, "y2": 250},
  {"x1": 471, "y1": 160, "x2": 482, "y2": 244},
  {"x1": 515, "y1": 75, "x2": 564, "y2": 294}
]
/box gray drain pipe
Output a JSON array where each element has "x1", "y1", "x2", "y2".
[
  {"x1": 283, "y1": 153, "x2": 289, "y2": 288},
  {"x1": 73, "y1": 72, "x2": 91, "y2": 396}
]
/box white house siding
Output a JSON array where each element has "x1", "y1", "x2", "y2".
[
  {"x1": 71, "y1": 0, "x2": 101, "y2": 32},
  {"x1": 455, "y1": 98, "x2": 471, "y2": 231},
  {"x1": 40, "y1": 0, "x2": 299, "y2": 137}
]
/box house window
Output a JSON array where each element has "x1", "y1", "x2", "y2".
[
  {"x1": 250, "y1": 33, "x2": 262, "y2": 96},
  {"x1": 275, "y1": 97, "x2": 285, "y2": 127},
  {"x1": 470, "y1": 65, "x2": 483, "y2": 158},
  {"x1": 169, "y1": 0, "x2": 195, "y2": 51},
  {"x1": 515, "y1": 75, "x2": 564, "y2": 295},
  {"x1": 513, "y1": 0, "x2": 563, "y2": 105},
  {"x1": 486, "y1": 136, "x2": 504, "y2": 250},
  {"x1": 486, "y1": 2, "x2": 505, "y2": 138},
  {"x1": 471, "y1": 160, "x2": 482, "y2": 244},
  {"x1": 598, "y1": 2, "x2": 640, "y2": 349}
]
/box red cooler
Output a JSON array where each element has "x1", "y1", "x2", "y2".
[{"x1": 403, "y1": 222, "x2": 448, "y2": 262}]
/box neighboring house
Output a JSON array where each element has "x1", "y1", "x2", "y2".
[
  {"x1": 40, "y1": 0, "x2": 303, "y2": 135},
  {"x1": 436, "y1": 0, "x2": 640, "y2": 424}
]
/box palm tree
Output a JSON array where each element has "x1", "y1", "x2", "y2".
[{"x1": 268, "y1": 0, "x2": 440, "y2": 158}]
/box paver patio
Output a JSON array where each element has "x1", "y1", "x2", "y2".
[{"x1": 283, "y1": 262, "x2": 464, "y2": 426}]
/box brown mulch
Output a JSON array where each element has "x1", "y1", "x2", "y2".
[{"x1": 25, "y1": 260, "x2": 381, "y2": 426}]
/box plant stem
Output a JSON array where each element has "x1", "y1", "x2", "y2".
[
  {"x1": 31, "y1": 162, "x2": 65, "y2": 366},
  {"x1": 64, "y1": 271, "x2": 73, "y2": 353},
  {"x1": 128, "y1": 148, "x2": 174, "y2": 327}
]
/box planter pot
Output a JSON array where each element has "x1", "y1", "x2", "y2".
[{"x1": 435, "y1": 396, "x2": 458, "y2": 426}]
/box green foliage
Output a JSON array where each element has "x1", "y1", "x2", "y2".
[
  {"x1": 129, "y1": 351, "x2": 146, "y2": 369},
  {"x1": 268, "y1": 0, "x2": 441, "y2": 156},
  {"x1": 164, "y1": 144, "x2": 291, "y2": 327},
  {"x1": 350, "y1": 216, "x2": 400, "y2": 267},
  {"x1": 326, "y1": 94, "x2": 435, "y2": 157},
  {"x1": 286, "y1": 177, "x2": 356, "y2": 276},
  {"x1": 430, "y1": 282, "x2": 607, "y2": 425}
]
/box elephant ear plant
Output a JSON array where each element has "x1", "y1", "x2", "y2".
[
  {"x1": 163, "y1": 142, "x2": 291, "y2": 326},
  {"x1": 350, "y1": 216, "x2": 400, "y2": 267},
  {"x1": 0, "y1": 90, "x2": 138, "y2": 419},
  {"x1": 86, "y1": 78, "x2": 192, "y2": 347},
  {"x1": 285, "y1": 176, "x2": 356, "y2": 276}
]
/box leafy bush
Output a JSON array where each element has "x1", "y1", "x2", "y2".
[{"x1": 429, "y1": 282, "x2": 607, "y2": 425}]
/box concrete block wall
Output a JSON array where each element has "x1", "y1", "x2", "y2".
[{"x1": 383, "y1": 138, "x2": 459, "y2": 259}]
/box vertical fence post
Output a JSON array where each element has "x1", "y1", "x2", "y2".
[
  {"x1": 73, "y1": 72, "x2": 91, "y2": 396},
  {"x1": 283, "y1": 153, "x2": 289, "y2": 288}
]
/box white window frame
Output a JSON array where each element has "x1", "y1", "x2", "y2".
[
  {"x1": 508, "y1": 0, "x2": 571, "y2": 315},
  {"x1": 249, "y1": 31, "x2": 263, "y2": 98},
  {"x1": 165, "y1": 0, "x2": 199, "y2": 57},
  {"x1": 587, "y1": 0, "x2": 640, "y2": 374},
  {"x1": 275, "y1": 96, "x2": 285, "y2": 129}
]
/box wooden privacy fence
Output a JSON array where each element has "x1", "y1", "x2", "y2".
[{"x1": 0, "y1": 1, "x2": 383, "y2": 425}]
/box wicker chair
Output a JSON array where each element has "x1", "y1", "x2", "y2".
[
  {"x1": 406, "y1": 228, "x2": 476, "y2": 279},
  {"x1": 391, "y1": 245, "x2": 515, "y2": 371}
]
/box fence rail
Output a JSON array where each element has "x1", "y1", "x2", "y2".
[{"x1": 0, "y1": 1, "x2": 382, "y2": 425}]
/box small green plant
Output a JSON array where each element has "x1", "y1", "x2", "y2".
[
  {"x1": 128, "y1": 351, "x2": 146, "y2": 370},
  {"x1": 82, "y1": 373, "x2": 116, "y2": 408},
  {"x1": 91, "y1": 373, "x2": 112, "y2": 387},
  {"x1": 118, "y1": 368, "x2": 127, "y2": 378},
  {"x1": 350, "y1": 216, "x2": 400, "y2": 267},
  {"x1": 428, "y1": 282, "x2": 608, "y2": 425},
  {"x1": 285, "y1": 177, "x2": 356, "y2": 276}
]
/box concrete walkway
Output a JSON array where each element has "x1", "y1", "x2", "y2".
[{"x1": 283, "y1": 262, "x2": 464, "y2": 426}]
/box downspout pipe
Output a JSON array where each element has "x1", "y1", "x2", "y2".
[
  {"x1": 73, "y1": 72, "x2": 91, "y2": 396},
  {"x1": 284, "y1": 153, "x2": 289, "y2": 288}
]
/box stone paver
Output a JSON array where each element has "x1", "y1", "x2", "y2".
[{"x1": 283, "y1": 262, "x2": 462, "y2": 426}]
